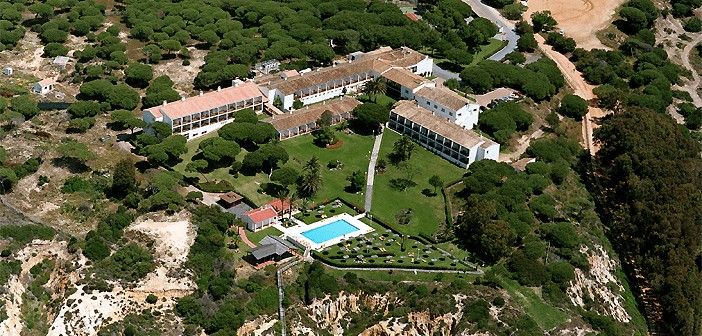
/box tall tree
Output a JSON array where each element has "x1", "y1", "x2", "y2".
[
  {"x1": 391, "y1": 135, "x2": 416, "y2": 162},
  {"x1": 111, "y1": 159, "x2": 137, "y2": 198}
]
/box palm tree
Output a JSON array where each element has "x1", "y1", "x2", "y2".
[
  {"x1": 363, "y1": 78, "x2": 387, "y2": 102},
  {"x1": 303, "y1": 156, "x2": 320, "y2": 174},
  {"x1": 298, "y1": 171, "x2": 322, "y2": 197}
]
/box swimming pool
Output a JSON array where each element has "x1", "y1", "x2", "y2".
[{"x1": 301, "y1": 219, "x2": 360, "y2": 244}]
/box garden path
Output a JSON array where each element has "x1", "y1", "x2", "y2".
[{"x1": 364, "y1": 127, "x2": 385, "y2": 212}]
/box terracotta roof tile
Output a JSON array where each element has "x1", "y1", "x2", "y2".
[
  {"x1": 266, "y1": 97, "x2": 360, "y2": 131},
  {"x1": 145, "y1": 82, "x2": 266, "y2": 119},
  {"x1": 245, "y1": 207, "x2": 278, "y2": 223},
  {"x1": 381, "y1": 68, "x2": 431, "y2": 90}
]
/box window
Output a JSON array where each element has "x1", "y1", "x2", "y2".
[
  {"x1": 449, "y1": 112, "x2": 453, "y2": 116},
  {"x1": 441, "y1": 108, "x2": 445, "y2": 112},
  {"x1": 433, "y1": 104, "x2": 438, "y2": 108},
  {"x1": 426, "y1": 101, "x2": 430, "y2": 105}
]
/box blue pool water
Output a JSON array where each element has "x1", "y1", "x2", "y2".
[{"x1": 301, "y1": 219, "x2": 360, "y2": 244}]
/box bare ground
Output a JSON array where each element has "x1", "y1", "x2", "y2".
[
  {"x1": 47, "y1": 211, "x2": 196, "y2": 336},
  {"x1": 524, "y1": 0, "x2": 627, "y2": 50}
]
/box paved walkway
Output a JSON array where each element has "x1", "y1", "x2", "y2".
[
  {"x1": 238, "y1": 227, "x2": 257, "y2": 248},
  {"x1": 320, "y1": 262, "x2": 484, "y2": 275},
  {"x1": 364, "y1": 128, "x2": 384, "y2": 212}
]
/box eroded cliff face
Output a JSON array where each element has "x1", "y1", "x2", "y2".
[
  {"x1": 298, "y1": 291, "x2": 401, "y2": 335},
  {"x1": 283, "y1": 292, "x2": 481, "y2": 336},
  {"x1": 360, "y1": 294, "x2": 467, "y2": 336},
  {"x1": 567, "y1": 245, "x2": 631, "y2": 323}
]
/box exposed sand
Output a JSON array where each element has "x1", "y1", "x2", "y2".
[
  {"x1": 524, "y1": 0, "x2": 626, "y2": 50},
  {"x1": 47, "y1": 212, "x2": 197, "y2": 335}
]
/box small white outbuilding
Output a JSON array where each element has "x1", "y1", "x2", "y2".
[
  {"x1": 2, "y1": 67, "x2": 12, "y2": 76},
  {"x1": 32, "y1": 79, "x2": 57, "y2": 95}
]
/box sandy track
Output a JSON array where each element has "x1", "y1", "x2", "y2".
[
  {"x1": 534, "y1": 34, "x2": 607, "y2": 153},
  {"x1": 524, "y1": 0, "x2": 626, "y2": 50}
]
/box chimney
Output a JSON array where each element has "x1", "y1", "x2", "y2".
[
  {"x1": 199, "y1": 90, "x2": 203, "y2": 96},
  {"x1": 181, "y1": 96, "x2": 185, "y2": 101},
  {"x1": 217, "y1": 86, "x2": 221, "y2": 92},
  {"x1": 162, "y1": 100, "x2": 167, "y2": 106}
]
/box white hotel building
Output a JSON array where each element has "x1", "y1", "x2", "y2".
[
  {"x1": 256, "y1": 47, "x2": 434, "y2": 111},
  {"x1": 413, "y1": 86, "x2": 482, "y2": 130},
  {"x1": 142, "y1": 81, "x2": 266, "y2": 140},
  {"x1": 389, "y1": 100, "x2": 499, "y2": 168}
]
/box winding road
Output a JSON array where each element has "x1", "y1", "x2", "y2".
[{"x1": 463, "y1": 0, "x2": 518, "y2": 61}]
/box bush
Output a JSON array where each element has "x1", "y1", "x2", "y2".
[
  {"x1": 684, "y1": 17, "x2": 702, "y2": 32},
  {"x1": 146, "y1": 294, "x2": 158, "y2": 304},
  {"x1": 558, "y1": 94, "x2": 588, "y2": 120}
]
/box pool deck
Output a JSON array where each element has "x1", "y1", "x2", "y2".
[{"x1": 281, "y1": 213, "x2": 374, "y2": 251}]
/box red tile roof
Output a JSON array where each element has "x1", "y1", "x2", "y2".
[
  {"x1": 145, "y1": 81, "x2": 266, "y2": 119},
  {"x1": 405, "y1": 12, "x2": 419, "y2": 21},
  {"x1": 267, "y1": 198, "x2": 291, "y2": 213},
  {"x1": 245, "y1": 207, "x2": 278, "y2": 223}
]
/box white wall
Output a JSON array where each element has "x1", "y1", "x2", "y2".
[
  {"x1": 477, "y1": 142, "x2": 500, "y2": 161},
  {"x1": 414, "y1": 58, "x2": 434, "y2": 76}
]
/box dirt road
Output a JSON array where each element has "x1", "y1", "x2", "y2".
[
  {"x1": 534, "y1": 34, "x2": 607, "y2": 153},
  {"x1": 679, "y1": 34, "x2": 702, "y2": 107}
]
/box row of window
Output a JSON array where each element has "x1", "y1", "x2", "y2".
[
  {"x1": 294, "y1": 74, "x2": 371, "y2": 99},
  {"x1": 172, "y1": 103, "x2": 263, "y2": 127},
  {"x1": 171, "y1": 98, "x2": 263, "y2": 125},
  {"x1": 389, "y1": 121, "x2": 471, "y2": 165}
]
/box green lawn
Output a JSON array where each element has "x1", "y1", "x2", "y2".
[
  {"x1": 295, "y1": 201, "x2": 359, "y2": 224},
  {"x1": 175, "y1": 131, "x2": 374, "y2": 208},
  {"x1": 499, "y1": 277, "x2": 569, "y2": 331},
  {"x1": 279, "y1": 132, "x2": 374, "y2": 206},
  {"x1": 470, "y1": 38, "x2": 508, "y2": 66},
  {"x1": 370, "y1": 130, "x2": 465, "y2": 237},
  {"x1": 246, "y1": 226, "x2": 284, "y2": 245},
  {"x1": 357, "y1": 93, "x2": 397, "y2": 107}
]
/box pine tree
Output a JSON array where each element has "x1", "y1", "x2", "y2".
[{"x1": 111, "y1": 159, "x2": 137, "y2": 198}]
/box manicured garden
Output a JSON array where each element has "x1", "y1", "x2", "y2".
[
  {"x1": 315, "y1": 218, "x2": 475, "y2": 271},
  {"x1": 370, "y1": 130, "x2": 465, "y2": 238},
  {"x1": 174, "y1": 131, "x2": 374, "y2": 207}
]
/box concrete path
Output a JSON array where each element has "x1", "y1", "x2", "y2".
[
  {"x1": 277, "y1": 259, "x2": 301, "y2": 336},
  {"x1": 463, "y1": 0, "x2": 518, "y2": 61},
  {"x1": 364, "y1": 128, "x2": 384, "y2": 212}
]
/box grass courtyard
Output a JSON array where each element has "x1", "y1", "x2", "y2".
[
  {"x1": 174, "y1": 131, "x2": 374, "y2": 207},
  {"x1": 370, "y1": 130, "x2": 465, "y2": 237}
]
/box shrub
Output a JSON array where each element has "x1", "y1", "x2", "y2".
[
  {"x1": 146, "y1": 294, "x2": 158, "y2": 304},
  {"x1": 558, "y1": 94, "x2": 588, "y2": 120}
]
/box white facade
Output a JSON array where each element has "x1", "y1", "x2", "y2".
[
  {"x1": 2, "y1": 67, "x2": 12, "y2": 76},
  {"x1": 411, "y1": 57, "x2": 434, "y2": 76},
  {"x1": 32, "y1": 81, "x2": 54, "y2": 94},
  {"x1": 264, "y1": 75, "x2": 369, "y2": 111},
  {"x1": 245, "y1": 215, "x2": 278, "y2": 231},
  {"x1": 143, "y1": 83, "x2": 266, "y2": 141},
  {"x1": 415, "y1": 94, "x2": 481, "y2": 129},
  {"x1": 477, "y1": 141, "x2": 500, "y2": 161}
]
